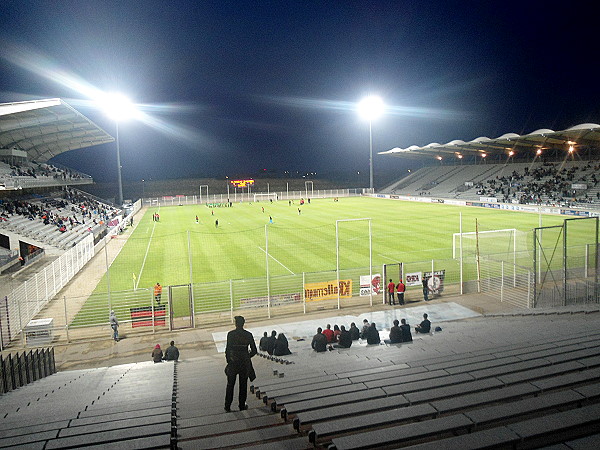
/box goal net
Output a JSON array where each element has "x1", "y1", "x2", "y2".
[
  {"x1": 254, "y1": 193, "x2": 278, "y2": 202},
  {"x1": 453, "y1": 228, "x2": 529, "y2": 262}
]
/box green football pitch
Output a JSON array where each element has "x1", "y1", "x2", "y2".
[{"x1": 72, "y1": 197, "x2": 585, "y2": 325}]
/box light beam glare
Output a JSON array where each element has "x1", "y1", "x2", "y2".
[
  {"x1": 260, "y1": 95, "x2": 469, "y2": 120},
  {"x1": 1, "y1": 43, "x2": 215, "y2": 149}
]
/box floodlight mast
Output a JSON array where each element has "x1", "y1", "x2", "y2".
[
  {"x1": 100, "y1": 93, "x2": 137, "y2": 206},
  {"x1": 358, "y1": 96, "x2": 384, "y2": 192}
]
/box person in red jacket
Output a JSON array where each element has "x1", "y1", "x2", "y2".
[
  {"x1": 396, "y1": 279, "x2": 406, "y2": 305},
  {"x1": 322, "y1": 324, "x2": 335, "y2": 343},
  {"x1": 387, "y1": 279, "x2": 396, "y2": 305}
]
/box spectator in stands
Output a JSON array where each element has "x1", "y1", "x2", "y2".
[
  {"x1": 163, "y1": 341, "x2": 179, "y2": 361},
  {"x1": 387, "y1": 278, "x2": 395, "y2": 305},
  {"x1": 333, "y1": 324, "x2": 341, "y2": 342},
  {"x1": 154, "y1": 283, "x2": 162, "y2": 305},
  {"x1": 386, "y1": 319, "x2": 403, "y2": 344},
  {"x1": 334, "y1": 325, "x2": 352, "y2": 348},
  {"x1": 322, "y1": 324, "x2": 334, "y2": 343},
  {"x1": 152, "y1": 344, "x2": 163, "y2": 363},
  {"x1": 366, "y1": 323, "x2": 381, "y2": 345},
  {"x1": 349, "y1": 322, "x2": 360, "y2": 341},
  {"x1": 273, "y1": 333, "x2": 292, "y2": 356},
  {"x1": 259, "y1": 332, "x2": 269, "y2": 352},
  {"x1": 400, "y1": 319, "x2": 413, "y2": 342},
  {"x1": 109, "y1": 310, "x2": 119, "y2": 341},
  {"x1": 396, "y1": 279, "x2": 406, "y2": 305},
  {"x1": 265, "y1": 330, "x2": 277, "y2": 355},
  {"x1": 422, "y1": 277, "x2": 430, "y2": 301},
  {"x1": 360, "y1": 319, "x2": 370, "y2": 339},
  {"x1": 224, "y1": 316, "x2": 257, "y2": 412},
  {"x1": 415, "y1": 313, "x2": 431, "y2": 334},
  {"x1": 311, "y1": 327, "x2": 328, "y2": 352}
]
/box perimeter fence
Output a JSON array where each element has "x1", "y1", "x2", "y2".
[{"x1": 2, "y1": 205, "x2": 600, "y2": 348}]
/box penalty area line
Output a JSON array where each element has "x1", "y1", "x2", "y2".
[{"x1": 257, "y1": 246, "x2": 295, "y2": 275}]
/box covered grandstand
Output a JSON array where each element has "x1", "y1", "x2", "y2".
[
  {"x1": 0, "y1": 99, "x2": 129, "y2": 350},
  {"x1": 379, "y1": 123, "x2": 600, "y2": 209}
]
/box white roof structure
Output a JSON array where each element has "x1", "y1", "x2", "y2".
[
  {"x1": 0, "y1": 98, "x2": 114, "y2": 162},
  {"x1": 380, "y1": 123, "x2": 600, "y2": 159}
]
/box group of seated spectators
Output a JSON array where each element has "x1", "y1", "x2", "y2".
[
  {"x1": 0, "y1": 190, "x2": 119, "y2": 236},
  {"x1": 309, "y1": 314, "x2": 433, "y2": 352},
  {"x1": 3, "y1": 161, "x2": 86, "y2": 180},
  {"x1": 472, "y1": 161, "x2": 600, "y2": 207},
  {"x1": 258, "y1": 330, "x2": 292, "y2": 356}
]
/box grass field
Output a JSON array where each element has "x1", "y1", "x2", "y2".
[{"x1": 72, "y1": 197, "x2": 593, "y2": 325}]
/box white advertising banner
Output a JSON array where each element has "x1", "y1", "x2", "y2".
[
  {"x1": 360, "y1": 273, "x2": 381, "y2": 296},
  {"x1": 405, "y1": 272, "x2": 422, "y2": 286}
]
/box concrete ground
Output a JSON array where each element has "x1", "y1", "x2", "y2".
[{"x1": 48, "y1": 290, "x2": 516, "y2": 371}]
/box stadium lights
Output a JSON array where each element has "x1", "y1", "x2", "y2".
[
  {"x1": 536, "y1": 148, "x2": 543, "y2": 156},
  {"x1": 568, "y1": 145, "x2": 575, "y2": 153},
  {"x1": 357, "y1": 95, "x2": 385, "y2": 192},
  {"x1": 98, "y1": 93, "x2": 139, "y2": 121},
  {"x1": 508, "y1": 150, "x2": 515, "y2": 157},
  {"x1": 99, "y1": 93, "x2": 139, "y2": 206}
]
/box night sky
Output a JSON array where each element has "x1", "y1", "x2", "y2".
[{"x1": 0, "y1": 1, "x2": 598, "y2": 185}]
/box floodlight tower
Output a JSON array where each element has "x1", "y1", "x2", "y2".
[
  {"x1": 100, "y1": 93, "x2": 137, "y2": 206},
  {"x1": 358, "y1": 95, "x2": 384, "y2": 192}
]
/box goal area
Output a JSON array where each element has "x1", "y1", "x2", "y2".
[
  {"x1": 254, "y1": 193, "x2": 278, "y2": 202},
  {"x1": 453, "y1": 228, "x2": 529, "y2": 261}
]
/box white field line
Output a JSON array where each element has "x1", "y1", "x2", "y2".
[
  {"x1": 257, "y1": 246, "x2": 295, "y2": 274},
  {"x1": 377, "y1": 253, "x2": 398, "y2": 262},
  {"x1": 135, "y1": 207, "x2": 159, "y2": 289}
]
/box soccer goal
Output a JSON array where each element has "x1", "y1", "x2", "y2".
[
  {"x1": 254, "y1": 193, "x2": 278, "y2": 202},
  {"x1": 453, "y1": 228, "x2": 527, "y2": 260}
]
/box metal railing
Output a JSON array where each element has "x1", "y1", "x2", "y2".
[{"x1": 0, "y1": 347, "x2": 56, "y2": 394}]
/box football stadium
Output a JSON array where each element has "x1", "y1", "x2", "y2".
[{"x1": 2, "y1": 4, "x2": 600, "y2": 449}]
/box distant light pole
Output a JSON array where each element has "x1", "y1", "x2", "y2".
[
  {"x1": 358, "y1": 95, "x2": 385, "y2": 192},
  {"x1": 99, "y1": 93, "x2": 138, "y2": 206},
  {"x1": 141, "y1": 179, "x2": 145, "y2": 199}
]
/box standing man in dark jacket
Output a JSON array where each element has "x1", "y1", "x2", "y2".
[{"x1": 224, "y1": 316, "x2": 257, "y2": 412}]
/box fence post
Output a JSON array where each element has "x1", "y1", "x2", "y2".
[
  {"x1": 152, "y1": 293, "x2": 156, "y2": 334},
  {"x1": 16, "y1": 294, "x2": 25, "y2": 347},
  {"x1": 187, "y1": 231, "x2": 196, "y2": 328},
  {"x1": 63, "y1": 296, "x2": 70, "y2": 343},
  {"x1": 302, "y1": 272, "x2": 306, "y2": 314},
  {"x1": 459, "y1": 212, "x2": 464, "y2": 295},
  {"x1": 527, "y1": 271, "x2": 532, "y2": 308},
  {"x1": 500, "y1": 261, "x2": 504, "y2": 303},
  {"x1": 230, "y1": 279, "x2": 234, "y2": 323},
  {"x1": 265, "y1": 225, "x2": 271, "y2": 319}
]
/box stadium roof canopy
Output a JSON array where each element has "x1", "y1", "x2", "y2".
[
  {"x1": 380, "y1": 123, "x2": 600, "y2": 159},
  {"x1": 0, "y1": 98, "x2": 114, "y2": 162}
]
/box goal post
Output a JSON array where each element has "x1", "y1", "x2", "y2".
[
  {"x1": 453, "y1": 228, "x2": 519, "y2": 259},
  {"x1": 254, "y1": 193, "x2": 278, "y2": 202}
]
